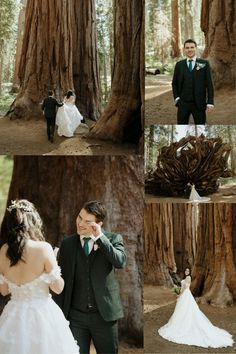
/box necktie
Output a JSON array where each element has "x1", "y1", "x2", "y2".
[
  {"x1": 83, "y1": 237, "x2": 91, "y2": 256},
  {"x1": 188, "y1": 59, "x2": 193, "y2": 72}
]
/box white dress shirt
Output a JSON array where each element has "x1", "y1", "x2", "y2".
[{"x1": 80, "y1": 233, "x2": 103, "y2": 254}]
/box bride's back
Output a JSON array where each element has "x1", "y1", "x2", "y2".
[{"x1": 0, "y1": 240, "x2": 50, "y2": 285}]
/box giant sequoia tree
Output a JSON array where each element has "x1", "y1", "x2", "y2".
[
  {"x1": 71, "y1": 0, "x2": 101, "y2": 121},
  {"x1": 0, "y1": 156, "x2": 144, "y2": 344},
  {"x1": 7, "y1": 0, "x2": 74, "y2": 119},
  {"x1": 7, "y1": 0, "x2": 101, "y2": 121},
  {"x1": 144, "y1": 202, "x2": 236, "y2": 307},
  {"x1": 201, "y1": 0, "x2": 236, "y2": 88},
  {"x1": 88, "y1": 0, "x2": 144, "y2": 144},
  {"x1": 192, "y1": 203, "x2": 236, "y2": 307}
]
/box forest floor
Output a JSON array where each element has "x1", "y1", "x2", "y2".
[
  {"x1": 145, "y1": 75, "x2": 236, "y2": 125},
  {"x1": 145, "y1": 183, "x2": 236, "y2": 203},
  {"x1": 144, "y1": 285, "x2": 236, "y2": 354},
  {"x1": 0, "y1": 115, "x2": 138, "y2": 155}
]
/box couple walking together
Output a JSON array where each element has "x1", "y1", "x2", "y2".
[
  {"x1": 42, "y1": 90, "x2": 83, "y2": 142},
  {"x1": 0, "y1": 199, "x2": 126, "y2": 354}
]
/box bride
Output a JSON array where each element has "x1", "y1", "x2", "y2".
[
  {"x1": 56, "y1": 90, "x2": 83, "y2": 137},
  {"x1": 158, "y1": 268, "x2": 234, "y2": 348},
  {"x1": 0, "y1": 199, "x2": 79, "y2": 354}
]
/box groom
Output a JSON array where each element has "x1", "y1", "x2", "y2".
[
  {"x1": 53, "y1": 200, "x2": 126, "y2": 354},
  {"x1": 42, "y1": 90, "x2": 63, "y2": 142},
  {"x1": 172, "y1": 39, "x2": 214, "y2": 124}
]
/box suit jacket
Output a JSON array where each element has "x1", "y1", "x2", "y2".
[
  {"x1": 53, "y1": 231, "x2": 126, "y2": 322},
  {"x1": 42, "y1": 96, "x2": 63, "y2": 118},
  {"x1": 172, "y1": 58, "x2": 214, "y2": 110}
]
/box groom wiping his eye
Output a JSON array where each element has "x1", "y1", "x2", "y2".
[{"x1": 53, "y1": 200, "x2": 126, "y2": 354}]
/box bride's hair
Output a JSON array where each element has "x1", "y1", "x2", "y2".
[
  {"x1": 66, "y1": 90, "x2": 74, "y2": 99},
  {"x1": 6, "y1": 200, "x2": 45, "y2": 266},
  {"x1": 184, "y1": 267, "x2": 192, "y2": 278}
]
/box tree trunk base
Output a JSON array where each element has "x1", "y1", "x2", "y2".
[
  {"x1": 87, "y1": 95, "x2": 142, "y2": 144},
  {"x1": 6, "y1": 96, "x2": 43, "y2": 120}
]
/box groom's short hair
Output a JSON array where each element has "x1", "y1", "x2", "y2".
[
  {"x1": 48, "y1": 90, "x2": 54, "y2": 96},
  {"x1": 184, "y1": 39, "x2": 197, "y2": 47},
  {"x1": 82, "y1": 201, "x2": 107, "y2": 222}
]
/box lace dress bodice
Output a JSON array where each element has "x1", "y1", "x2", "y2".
[
  {"x1": 181, "y1": 277, "x2": 191, "y2": 292},
  {"x1": 0, "y1": 266, "x2": 61, "y2": 302}
]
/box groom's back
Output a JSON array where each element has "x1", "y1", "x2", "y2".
[{"x1": 42, "y1": 96, "x2": 58, "y2": 118}]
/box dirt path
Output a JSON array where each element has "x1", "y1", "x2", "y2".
[
  {"x1": 0, "y1": 117, "x2": 138, "y2": 155},
  {"x1": 144, "y1": 285, "x2": 236, "y2": 354},
  {"x1": 145, "y1": 75, "x2": 236, "y2": 125}
]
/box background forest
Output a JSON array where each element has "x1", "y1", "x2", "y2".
[{"x1": 146, "y1": 0, "x2": 203, "y2": 72}]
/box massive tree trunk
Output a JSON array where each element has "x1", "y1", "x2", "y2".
[
  {"x1": 171, "y1": 0, "x2": 182, "y2": 58},
  {"x1": 144, "y1": 203, "x2": 176, "y2": 286},
  {"x1": 201, "y1": 0, "x2": 236, "y2": 88},
  {"x1": 0, "y1": 156, "x2": 144, "y2": 344},
  {"x1": 72, "y1": 0, "x2": 101, "y2": 121},
  {"x1": 88, "y1": 0, "x2": 144, "y2": 144},
  {"x1": 6, "y1": 0, "x2": 74, "y2": 120},
  {"x1": 184, "y1": 0, "x2": 194, "y2": 39},
  {"x1": 144, "y1": 203, "x2": 196, "y2": 285},
  {"x1": 12, "y1": 0, "x2": 27, "y2": 88},
  {"x1": 191, "y1": 203, "x2": 236, "y2": 307}
]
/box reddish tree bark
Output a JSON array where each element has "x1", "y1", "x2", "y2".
[
  {"x1": 71, "y1": 0, "x2": 101, "y2": 121},
  {"x1": 201, "y1": 0, "x2": 236, "y2": 88},
  {"x1": 88, "y1": 0, "x2": 144, "y2": 144},
  {"x1": 7, "y1": 0, "x2": 74, "y2": 120},
  {"x1": 192, "y1": 203, "x2": 236, "y2": 307}
]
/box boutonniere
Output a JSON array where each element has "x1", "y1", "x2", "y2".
[
  {"x1": 93, "y1": 243, "x2": 99, "y2": 251},
  {"x1": 196, "y1": 62, "x2": 206, "y2": 71}
]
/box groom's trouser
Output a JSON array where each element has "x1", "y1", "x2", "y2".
[
  {"x1": 45, "y1": 116, "x2": 56, "y2": 140},
  {"x1": 69, "y1": 308, "x2": 118, "y2": 354},
  {"x1": 177, "y1": 101, "x2": 206, "y2": 125}
]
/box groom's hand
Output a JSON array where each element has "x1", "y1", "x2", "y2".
[{"x1": 87, "y1": 221, "x2": 102, "y2": 238}]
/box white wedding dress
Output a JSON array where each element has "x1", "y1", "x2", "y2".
[
  {"x1": 158, "y1": 277, "x2": 234, "y2": 348},
  {"x1": 0, "y1": 266, "x2": 79, "y2": 354},
  {"x1": 56, "y1": 96, "x2": 83, "y2": 137}
]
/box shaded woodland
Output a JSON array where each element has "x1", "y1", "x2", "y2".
[
  {"x1": 0, "y1": 156, "x2": 144, "y2": 345},
  {"x1": 0, "y1": 0, "x2": 144, "y2": 144},
  {"x1": 144, "y1": 202, "x2": 236, "y2": 307},
  {"x1": 145, "y1": 0, "x2": 236, "y2": 90}
]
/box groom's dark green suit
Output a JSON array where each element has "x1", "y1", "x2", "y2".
[{"x1": 53, "y1": 231, "x2": 126, "y2": 354}]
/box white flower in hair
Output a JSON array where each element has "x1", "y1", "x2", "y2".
[{"x1": 7, "y1": 200, "x2": 33, "y2": 213}]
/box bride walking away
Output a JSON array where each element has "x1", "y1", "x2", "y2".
[{"x1": 0, "y1": 199, "x2": 79, "y2": 354}]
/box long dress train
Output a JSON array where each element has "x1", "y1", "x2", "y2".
[{"x1": 158, "y1": 278, "x2": 234, "y2": 348}]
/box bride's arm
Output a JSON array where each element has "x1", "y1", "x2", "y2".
[
  {"x1": 43, "y1": 242, "x2": 64, "y2": 294},
  {"x1": 0, "y1": 246, "x2": 10, "y2": 296}
]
